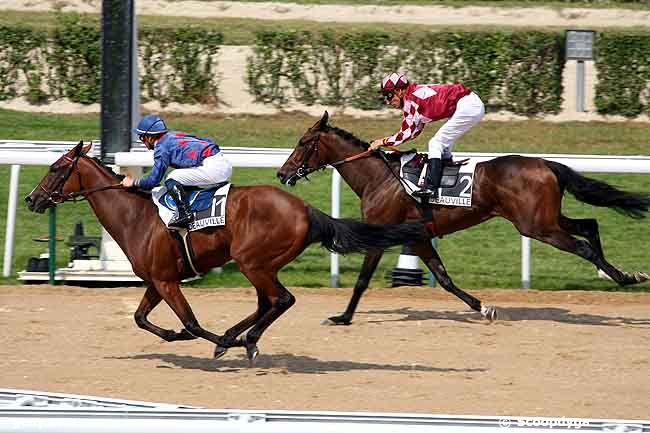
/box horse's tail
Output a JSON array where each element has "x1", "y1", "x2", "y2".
[
  {"x1": 305, "y1": 207, "x2": 426, "y2": 254},
  {"x1": 544, "y1": 160, "x2": 650, "y2": 219}
]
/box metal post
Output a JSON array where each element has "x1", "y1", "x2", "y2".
[
  {"x1": 576, "y1": 60, "x2": 585, "y2": 113},
  {"x1": 521, "y1": 236, "x2": 531, "y2": 289},
  {"x1": 3, "y1": 165, "x2": 20, "y2": 277},
  {"x1": 48, "y1": 207, "x2": 56, "y2": 284},
  {"x1": 330, "y1": 171, "x2": 341, "y2": 288},
  {"x1": 101, "y1": 0, "x2": 135, "y2": 162},
  {"x1": 131, "y1": 12, "x2": 140, "y2": 145}
]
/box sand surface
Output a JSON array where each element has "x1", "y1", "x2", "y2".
[{"x1": 2, "y1": 285, "x2": 650, "y2": 416}]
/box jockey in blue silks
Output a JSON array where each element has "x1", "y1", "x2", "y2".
[{"x1": 121, "y1": 114, "x2": 232, "y2": 229}]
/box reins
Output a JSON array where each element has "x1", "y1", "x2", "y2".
[
  {"x1": 295, "y1": 148, "x2": 374, "y2": 180},
  {"x1": 66, "y1": 183, "x2": 124, "y2": 201}
]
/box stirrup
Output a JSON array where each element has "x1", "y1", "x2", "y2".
[
  {"x1": 168, "y1": 212, "x2": 194, "y2": 229},
  {"x1": 413, "y1": 188, "x2": 434, "y2": 197}
]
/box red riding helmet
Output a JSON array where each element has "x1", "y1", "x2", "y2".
[{"x1": 380, "y1": 72, "x2": 409, "y2": 94}]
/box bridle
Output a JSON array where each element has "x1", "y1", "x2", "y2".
[
  {"x1": 292, "y1": 133, "x2": 374, "y2": 182},
  {"x1": 38, "y1": 154, "x2": 122, "y2": 205}
]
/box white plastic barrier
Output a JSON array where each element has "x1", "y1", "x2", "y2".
[{"x1": 1, "y1": 389, "x2": 648, "y2": 433}]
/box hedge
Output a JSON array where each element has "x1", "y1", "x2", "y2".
[
  {"x1": 247, "y1": 30, "x2": 565, "y2": 115},
  {"x1": 2, "y1": 16, "x2": 650, "y2": 118},
  {"x1": 594, "y1": 32, "x2": 650, "y2": 117},
  {"x1": 0, "y1": 14, "x2": 223, "y2": 106}
]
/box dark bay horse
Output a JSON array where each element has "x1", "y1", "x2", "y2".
[
  {"x1": 277, "y1": 112, "x2": 650, "y2": 325},
  {"x1": 25, "y1": 141, "x2": 427, "y2": 364}
]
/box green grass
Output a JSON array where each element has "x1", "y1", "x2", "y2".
[{"x1": 0, "y1": 109, "x2": 648, "y2": 290}]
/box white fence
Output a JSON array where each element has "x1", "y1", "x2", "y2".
[
  {"x1": 2, "y1": 141, "x2": 650, "y2": 287},
  {"x1": 1, "y1": 388, "x2": 648, "y2": 433}
]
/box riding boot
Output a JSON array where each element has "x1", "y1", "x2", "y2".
[
  {"x1": 165, "y1": 180, "x2": 194, "y2": 229},
  {"x1": 413, "y1": 158, "x2": 442, "y2": 200}
]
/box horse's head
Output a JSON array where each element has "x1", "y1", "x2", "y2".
[
  {"x1": 277, "y1": 111, "x2": 331, "y2": 185},
  {"x1": 25, "y1": 140, "x2": 92, "y2": 213}
]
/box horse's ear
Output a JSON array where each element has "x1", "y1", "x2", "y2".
[
  {"x1": 309, "y1": 111, "x2": 329, "y2": 131},
  {"x1": 320, "y1": 111, "x2": 329, "y2": 129},
  {"x1": 71, "y1": 140, "x2": 84, "y2": 156},
  {"x1": 81, "y1": 142, "x2": 92, "y2": 155}
]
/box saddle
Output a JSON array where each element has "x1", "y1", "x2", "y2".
[
  {"x1": 400, "y1": 152, "x2": 469, "y2": 188},
  {"x1": 152, "y1": 182, "x2": 231, "y2": 232}
]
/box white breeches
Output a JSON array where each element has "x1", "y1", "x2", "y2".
[
  {"x1": 427, "y1": 92, "x2": 485, "y2": 159},
  {"x1": 166, "y1": 153, "x2": 232, "y2": 187}
]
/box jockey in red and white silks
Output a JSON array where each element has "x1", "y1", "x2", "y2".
[{"x1": 370, "y1": 72, "x2": 485, "y2": 198}]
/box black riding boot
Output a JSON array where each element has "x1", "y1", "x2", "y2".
[
  {"x1": 413, "y1": 158, "x2": 443, "y2": 199},
  {"x1": 166, "y1": 181, "x2": 194, "y2": 229}
]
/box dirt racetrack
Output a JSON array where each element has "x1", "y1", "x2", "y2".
[{"x1": 1, "y1": 285, "x2": 649, "y2": 418}]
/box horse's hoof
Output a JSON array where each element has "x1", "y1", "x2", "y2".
[
  {"x1": 481, "y1": 305, "x2": 498, "y2": 322},
  {"x1": 214, "y1": 345, "x2": 228, "y2": 360},
  {"x1": 246, "y1": 344, "x2": 259, "y2": 367},
  {"x1": 634, "y1": 272, "x2": 649, "y2": 283},
  {"x1": 322, "y1": 315, "x2": 351, "y2": 326}
]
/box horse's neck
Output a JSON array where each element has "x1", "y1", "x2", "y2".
[
  {"x1": 330, "y1": 142, "x2": 396, "y2": 198},
  {"x1": 79, "y1": 160, "x2": 156, "y2": 252}
]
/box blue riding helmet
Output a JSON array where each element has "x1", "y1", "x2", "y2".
[{"x1": 133, "y1": 114, "x2": 168, "y2": 135}]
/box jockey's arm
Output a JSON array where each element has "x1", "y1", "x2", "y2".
[{"x1": 134, "y1": 147, "x2": 170, "y2": 190}]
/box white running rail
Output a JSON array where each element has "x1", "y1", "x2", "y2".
[{"x1": 2, "y1": 141, "x2": 649, "y2": 287}]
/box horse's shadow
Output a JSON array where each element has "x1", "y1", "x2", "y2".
[
  {"x1": 362, "y1": 306, "x2": 650, "y2": 327},
  {"x1": 111, "y1": 352, "x2": 487, "y2": 374}
]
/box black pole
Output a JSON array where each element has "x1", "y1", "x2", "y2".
[{"x1": 100, "y1": 0, "x2": 134, "y2": 163}]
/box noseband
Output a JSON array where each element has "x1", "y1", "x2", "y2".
[
  {"x1": 294, "y1": 134, "x2": 324, "y2": 181},
  {"x1": 39, "y1": 154, "x2": 122, "y2": 205},
  {"x1": 292, "y1": 134, "x2": 373, "y2": 182}
]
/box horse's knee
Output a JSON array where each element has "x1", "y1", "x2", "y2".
[
  {"x1": 134, "y1": 312, "x2": 147, "y2": 329},
  {"x1": 183, "y1": 321, "x2": 202, "y2": 337},
  {"x1": 277, "y1": 291, "x2": 296, "y2": 311},
  {"x1": 575, "y1": 239, "x2": 597, "y2": 260}
]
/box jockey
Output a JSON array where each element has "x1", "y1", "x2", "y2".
[
  {"x1": 370, "y1": 72, "x2": 485, "y2": 198},
  {"x1": 121, "y1": 114, "x2": 232, "y2": 229}
]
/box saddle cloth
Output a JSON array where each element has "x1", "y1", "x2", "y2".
[
  {"x1": 398, "y1": 152, "x2": 478, "y2": 207},
  {"x1": 152, "y1": 182, "x2": 231, "y2": 231}
]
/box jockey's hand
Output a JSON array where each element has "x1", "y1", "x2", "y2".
[
  {"x1": 369, "y1": 138, "x2": 386, "y2": 151},
  {"x1": 121, "y1": 176, "x2": 135, "y2": 188}
]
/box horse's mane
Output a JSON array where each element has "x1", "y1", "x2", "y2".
[
  {"x1": 85, "y1": 156, "x2": 152, "y2": 199},
  {"x1": 325, "y1": 124, "x2": 414, "y2": 163},
  {"x1": 325, "y1": 125, "x2": 370, "y2": 150},
  {"x1": 87, "y1": 156, "x2": 125, "y2": 180}
]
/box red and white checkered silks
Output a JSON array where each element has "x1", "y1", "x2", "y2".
[
  {"x1": 385, "y1": 83, "x2": 477, "y2": 148},
  {"x1": 381, "y1": 73, "x2": 409, "y2": 93}
]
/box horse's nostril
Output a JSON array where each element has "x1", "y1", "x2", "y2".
[{"x1": 24, "y1": 196, "x2": 32, "y2": 205}]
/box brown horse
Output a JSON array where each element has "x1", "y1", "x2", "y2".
[
  {"x1": 25, "y1": 141, "x2": 427, "y2": 363},
  {"x1": 277, "y1": 112, "x2": 650, "y2": 325}
]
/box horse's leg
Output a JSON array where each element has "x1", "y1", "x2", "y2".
[
  {"x1": 411, "y1": 241, "x2": 497, "y2": 321},
  {"x1": 528, "y1": 228, "x2": 648, "y2": 286},
  {"x1": 133, "y1": 284, "x2": 198, "y2": 342},
  {"x1": 558, "y1": 215, "x2": 604, "y2": 258},
  {"x1": 327, "y1": 250, "x2": 384, "y2": 326},
  {"x1": 213, "y1": 294, "x2": 272, "y2": 360},
  {"x1": 153, "y1": 280, "x2": 225, "y2": 348},
  {"x1": 238, "y1": 268, "x2": 296, "y2": 366}
]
